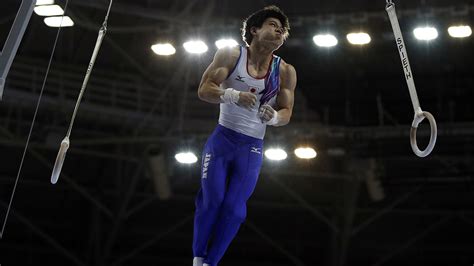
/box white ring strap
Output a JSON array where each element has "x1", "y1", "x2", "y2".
[
  {"x1": 386, "y1": 3, "x2": 437, "y2": 157},
  {"x1": 51, "y1": 0, "x2": 114, "y2": 184}
]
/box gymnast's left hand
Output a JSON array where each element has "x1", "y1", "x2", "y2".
[{"x1": 259, "y1": 104, "x2": 278, "y2": 125}]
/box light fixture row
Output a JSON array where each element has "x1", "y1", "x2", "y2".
[
  {"x1": 151, "y1": 24, "x2": 471, "y2": 56},
  {"x1": 33, "y1": 1, "x2": 471, "y2": 49},
  {"x1": 314, "y1": 25, "x2": 471, "y2": 47},
  {"x1": 151, "y1": 39, "x2": 239, "y2": 56},
  {"x1": 174, "y1": 147, "x2": 317, "y2": 164},
  {"x1": 313, "y1": 32, "x2": 373, "y2": 47},
  {"x1": 35, "y1": 0, "x2": 74, "y2": 27}
]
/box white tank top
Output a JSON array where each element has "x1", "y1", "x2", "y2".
[{"x1": 219, "y1": 46, "x2": 281, "y2": 139}]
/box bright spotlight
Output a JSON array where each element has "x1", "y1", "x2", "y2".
[
  {"x1": 413, "y1": 27, "x2": 438, "y2": 41},
  {"x1": 175, "y1": 152, "x2": 198, "y2": 164},
  {"x1": 264, "y1": 148, "x2": 287, "y2": 161},
  {"x1": 347, "y1": 32, "x2": 371, "y2": 45},
  {"x1": 44, "y1": 16, "x2": 74, "y2": 27},
  {"x1": 215, "y1": 39, "x2": 239, "y2": 49},
  {"x1": 448, "y1": 25, "x2": 472, "y2": 38},
  {"x1": 36, "y1": 0, "x2": 54, "y2": 6},
  {"x1": 294, "y1": 147, "x2": 317, "y2": 159},
  {"x1": 151, "y1": 43, "x2": 176, "y2": 56},
  {"x1": 34, "y1": 5, "x2": 64, "y2": 16},
  {"x1": 313, "y1": 34, "x2": 338, "y2": 47},
  {"x1": 183, "y1": 40, "x2": 208, "y2": 54}
]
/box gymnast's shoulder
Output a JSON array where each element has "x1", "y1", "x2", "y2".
[
  {"x1": 279, "y1": 58, "x2": 297, "y2": 84},
  {"x1": 213, "y1": 46, "x2": 241, "y2": 70}
]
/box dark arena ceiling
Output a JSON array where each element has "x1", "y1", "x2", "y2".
[{"x1": 1, "y1": 0, "x2": 474, "y2": 265}]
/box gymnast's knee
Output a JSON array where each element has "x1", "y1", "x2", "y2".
[
  {"x1": 197, "y1": 196, "x2": 225, "y2": 214},
  {"x1": 220, "y1": 204, "x2": 247, "y2": 223}
]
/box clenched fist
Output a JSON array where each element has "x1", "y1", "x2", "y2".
[
  {"x1": 258, "y1": 104, "x2": 279, "y2": 125},
  {"x1": 237, "y1": 91, "x2": 258, "y2": 111}
]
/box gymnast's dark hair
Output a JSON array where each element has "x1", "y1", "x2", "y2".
[{"x1": 241, "y1": 5, "x2": 290, "y2": 46}]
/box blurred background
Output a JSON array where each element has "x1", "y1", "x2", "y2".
[{"x1": 1, "y1": 0, "x2": 473, "y2": 265}]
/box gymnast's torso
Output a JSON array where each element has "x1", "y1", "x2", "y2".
[{"x1": 218, "y1": 46, "x2": 281, "y2": 139}]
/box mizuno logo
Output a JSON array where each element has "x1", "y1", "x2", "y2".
[
  {"x1": 250, "y1": 147, "x2": 261, "y2": 154},
  {"x1": 235, "y1": 75, "x2": 245, "y2": 82}
]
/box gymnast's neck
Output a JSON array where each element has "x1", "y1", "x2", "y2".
[{"x1": 247, "y1": 42, "x2": 275, "y2": 72}]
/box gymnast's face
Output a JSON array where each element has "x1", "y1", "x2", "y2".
[{"x1": 251, "y1": 18, "x2": 287, "y2": 50}]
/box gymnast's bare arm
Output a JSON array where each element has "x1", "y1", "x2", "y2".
[
  {"x1": 274, "y1": 60, "x2": 297, "y2": 126},
  {"x1": 197, "y1": 47, "x2": 257, "y2": 109}
]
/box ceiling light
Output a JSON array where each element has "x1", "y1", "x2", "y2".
[
  {"x1": 215, "y1": 38, "x2": 239, "y2": 49},
  {"x1": 175, "y1": 152, "x2": 198, "y2": 164},
  {"x1": 36, "y1": 0, "x2": 55, "y2": 6},
  {"x1": 294, "y1": 147, "x2": 317, "y2": 159},
  {"x1": 313, "y1": 34, "x2": 338, "y2": 47},
  {"x1": 448, "y1": 25, "x2": 472, "y2": 38},
  {"x1": 183, "y1": 40, "x2": 208, "y2": 54},
  {"x1": 44, "y1": 16, "x2": 74, "y2": 27},
  {"x1": 151, "y1": 43, "x2": 176, "y2": 56},
  {"x1": 264, "y1": 148, "x2": 288, "y2": 161},
  {"x1": 347, "y1": 32, "x2": 371, "y2": 45},
  {"x1": 34, "y1": 5, "x2": 64, "y2": 16},
  {"x1": 413, "y1": 27, "x2": 438, "y2": 41}
]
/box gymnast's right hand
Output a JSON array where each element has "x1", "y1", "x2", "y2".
[
  {"x1": 237, "y1": 91, "x2": 257, "y2": 111},
  {"x1": 220, "y1": 88, "x2": 257, "y2": 111}
]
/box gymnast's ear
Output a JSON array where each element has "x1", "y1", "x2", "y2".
[{"x1": 250, "y1": 26, "x2": 258, "y2": 36}]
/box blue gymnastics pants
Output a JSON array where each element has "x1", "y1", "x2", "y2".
[{"x1": 192, "y1": 124, "x2": 264, "y2": 266}]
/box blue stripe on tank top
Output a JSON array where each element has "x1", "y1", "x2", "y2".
[{"x1": 260, "y1": 56, "x2": 281, "y2": 106}]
